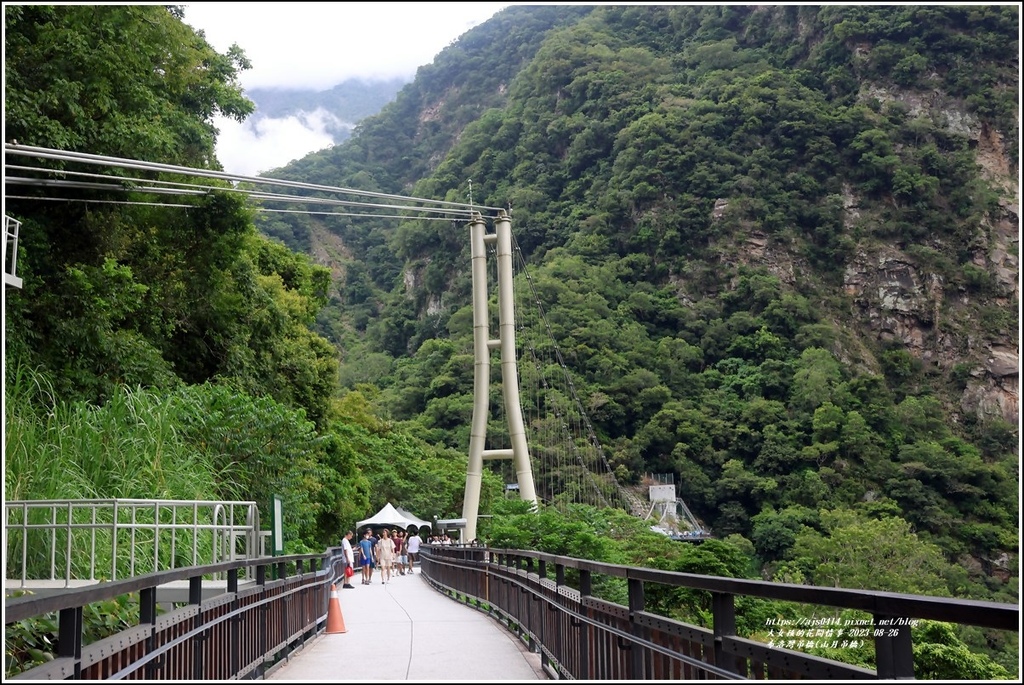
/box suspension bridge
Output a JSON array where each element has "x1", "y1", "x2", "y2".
[{"x1": 4, "y1": 142, "x2": 706, "y2": 542}]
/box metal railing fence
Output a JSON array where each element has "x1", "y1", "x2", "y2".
[
  {"x1": 5, "y1": 499, "x2": 265, "y2": 588},
  {"x1": 419, "y1": 545, "x2": 1019, "y2": 680}
]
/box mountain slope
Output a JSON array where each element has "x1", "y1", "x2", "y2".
[{"x1": 254, "y1": 5, "x2": 1019, "y2": 598}]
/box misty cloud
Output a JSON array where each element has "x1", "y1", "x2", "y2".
[{"x1": 214, "y1": 108, "x2": 353, "y2": 177}]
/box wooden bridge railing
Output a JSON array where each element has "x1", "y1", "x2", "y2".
[
  {"x1": 419, "y1": 544, "x2": 1018, "y2": 680},
  {"x1": 6, "y1": 542, "x2": 1016, "y2": 680},
  {"x1": 4, "y1": 548, "x2": 347, "y2": 680}
]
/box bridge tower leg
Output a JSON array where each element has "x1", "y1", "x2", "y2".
[
  {"x1": 463, "y1": 210, "x2": 537, "y2": 543},
  {"x1": 463, "y1": 213, "x2": 490, "y2": 544},
  {"x1": 495, "y1": 211, "x2": 538, "y2": 511}
]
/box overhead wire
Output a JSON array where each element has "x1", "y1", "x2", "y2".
[
  {"x1": 6, "y1": 163, "x2": 482, "y2": 217},
  {"x1": 5, "y1": 192, "x2": 470, "y2": 220},
  {"x1": 3, "y1": 143, "x2": 501, "y2": 220},
  {"x1": 8, "y1": 170, "x2": 482, "y2": 216},
  {"x1": 5, "y1": 195, "x2": 194, "y2": 209},
  {"x1": 6, "y1": 144, "x2": 642, "y2": 518}
]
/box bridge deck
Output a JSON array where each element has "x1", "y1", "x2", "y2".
[{"x1": 264, "y1": 570, "x2": 546, "y2": 681}]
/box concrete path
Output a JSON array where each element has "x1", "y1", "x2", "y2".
[{"x1": 264, "y1": 571, "x2": 546, "y2": 681}]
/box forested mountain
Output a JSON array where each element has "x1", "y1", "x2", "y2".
[
  {"x1": 256, "y1": 2, "x2": 1019, "y2": 598},
  {"x1": 3, "y1": 4, "x2": 1019, "y2": 677}
]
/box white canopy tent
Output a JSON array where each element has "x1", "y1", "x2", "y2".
[
  {"x1": 396, "y1": 507, "x2": 432, "y2": 531},
  {"x1": 356, "y1": 502, "x2": 431, "y2": 532}
]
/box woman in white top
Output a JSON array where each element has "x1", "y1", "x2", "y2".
[
  {"x1": 406, "y1": 531, "x2": 422, "y2": 573},
  {"x1": 376, "y1": 529, "x2": 396, "y2": 584}
]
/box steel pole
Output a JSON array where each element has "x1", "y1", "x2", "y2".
[
  {"x1": 494, "y1": 211, "x2": 537, "y2": 508},
  {"x1": 462, "y1": 214, "x2": 490, "y2": 542}
]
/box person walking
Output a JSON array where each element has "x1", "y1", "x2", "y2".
[
  {"x1": 341, "y1": 530, "x2": 356, "y2": 589},
  {"x1": 358, "y1": 529, "x2": 376, "y2": 585},
  {"x1": 376, "y1": 529, "x2": 396, "y2": 584},
  {"x1": 394, "y1": 530, "x2": 406, "y2": 576},
  {"x1": 405, "y1": 529, "x2": 422, "y2": 574}
]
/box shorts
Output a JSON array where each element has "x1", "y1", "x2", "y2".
[
  {"x1": 408, "y1": 552, "x2": 418, "y2": 562},
  {"x1": 400, "y1": 554, "x2": 408, "y2": 565}
]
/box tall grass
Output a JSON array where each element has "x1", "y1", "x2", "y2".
[
  {"x1": 6, "y1": 365, "x2": 221, "y2": 501},
  {"x1": 5, "y1": 364, "x2": 226, "y2": 579}
]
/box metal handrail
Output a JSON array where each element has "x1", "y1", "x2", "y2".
[
  {"x1": 420, "y1": 545, "x2": 1019, "y2": 680},
  {"x1": 4, "y1": 499, "x2": 263, "y2": 588}
]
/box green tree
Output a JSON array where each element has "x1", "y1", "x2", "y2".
[
  {"x1": 912, "y1": 620, "x2": 1013, "y2": 680},
  {"x1": 788, "y1": 509, "x2": 950, "y2": 594},
  {"x1": 4, "y1": 4, "x2": 253, "y2": 159},
  {"x1": 750, "y1": 505, "x2": 819, "y2": 562}
]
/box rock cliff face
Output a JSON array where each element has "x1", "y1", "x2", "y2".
[
  {"x1": 842, "y1": 239, "x2": 1019, "y2": 426},
  {"x1": 847, "y1": 87, "x2": 1018, "y2": 425},
  {"x1": 717, "y1": 87, "x2": 1019, "y2": 426}
]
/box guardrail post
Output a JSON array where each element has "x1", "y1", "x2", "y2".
[
  {"x1": 628, "y1": 577, "x2": 646, "y2": 679},
  {"x1": 57, "y1": 606, "x2": 83, "y2": 678},
  {"x1": 712, "y1": 592, "x2": 741, "y2": 675},
  {"x1": 534, "y1": 558, "x2": 547, "y2": 655},
  {"x1": 256, "y1": 563, "x2": 269, "y2": 678},
  {"x1": 140, "y1": 586, "x2": 158, "y2": 678},
  {"x1": 484, "y1": 549, "x2": 491, "y2": 607},
  {"x1": 873, "y1": 614, "x2": 915, "y2": 679},
  {"x1": 543, "y1": 561, "x2": 562, "y2": 674},
  {"x1": 190, "y1": 575, "x2": 205, "y2": 678},
  {"x1": 228, "y1": 568, "x2": 240, "y2": 677},
  {"x1": 579, "y1": 568, "x2": 592, "y2": 680}
]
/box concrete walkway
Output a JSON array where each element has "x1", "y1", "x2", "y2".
[{"x1": 264, "y1": 571, "x2": 546, "y2": 681}]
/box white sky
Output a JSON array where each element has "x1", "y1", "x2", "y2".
[{"x1": 181, "y1": 2, "x2": 510, "y2": 176}]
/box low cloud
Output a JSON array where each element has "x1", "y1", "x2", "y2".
[{"x1": 214, "y1": 108, "x2": 350, "y2": 177}]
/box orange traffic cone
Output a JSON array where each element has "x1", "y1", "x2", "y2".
[{"x1": 326, "y1": 584, "x2": 347, "y2": 634}]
